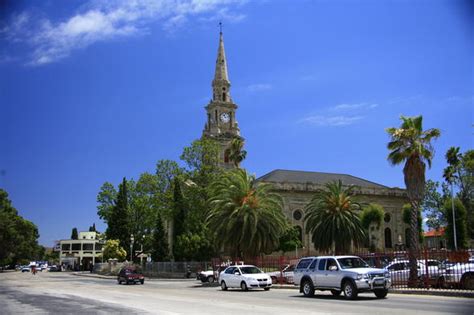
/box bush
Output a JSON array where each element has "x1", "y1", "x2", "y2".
[{"x1": 360, "y1": 204, "x2": 385, "y2": 229}]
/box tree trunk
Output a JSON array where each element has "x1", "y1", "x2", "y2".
[
  {"x1": 408, "y1": 200, "x2": 420, "y2": 287},
  {"x1": 403, "y1": 157, "x2": 425, "y2": 288}
]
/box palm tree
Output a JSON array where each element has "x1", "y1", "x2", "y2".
[
  {"x1": 206, "y1": 168, "x2": 288, "y2": 258},
  {"x1": 304, "y1": 180, "x2": 366, "y2": 255},
  {"x1": 386, "y1": 115, "x2": 440, "y2": 286},
  {"x1": 225, "y1": 137, "x2": 247, "y2": 168}
]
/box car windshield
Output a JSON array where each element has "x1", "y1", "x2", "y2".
[
  {"x1": 240, "y1": 266, "x2": 262, "y2": 274},
  {"x1": 124, "y1": 269, "x2": 140, "y2": 274},
  {"x1": 337, "y1": 257, "x2": 369, "y2": 269}
]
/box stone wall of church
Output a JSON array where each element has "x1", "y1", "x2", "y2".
[{"x1": 273, "y1": 188, "x2": 409, "y2": 255}]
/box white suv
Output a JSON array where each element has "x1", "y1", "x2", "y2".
[{"x1": 293, "y1": 256, "x2": 391, "y2": 299}]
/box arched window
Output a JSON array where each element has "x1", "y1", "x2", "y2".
[
  {"x1": 222, "y1": 92, "x2": 226, "y2": 101},
  {"x1": 224, "y1": 149, "x2": 229, "y2": 163},
  {"x1": 384, "y1": 227, "x2": 392, "y2": 248}
]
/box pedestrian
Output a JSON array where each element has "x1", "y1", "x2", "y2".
[{"x1": 31, "y1": 265, "x2": 36, "y2": 275}]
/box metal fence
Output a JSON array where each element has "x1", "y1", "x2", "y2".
[{"x1": 209, "y1": 249, "x2": 473, "y2": 291}]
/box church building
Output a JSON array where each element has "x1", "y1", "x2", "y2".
[{"x1": 202, "y1": 31, "x2": 410, "y2": 254}]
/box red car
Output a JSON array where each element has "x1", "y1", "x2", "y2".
[{"x1": 117, "y1": 268, "x2": 145, "y2": 285}]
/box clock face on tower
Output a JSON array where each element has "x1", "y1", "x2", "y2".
[{"x1": 220, "y1": 112, "x2": 230, "y2": 123}]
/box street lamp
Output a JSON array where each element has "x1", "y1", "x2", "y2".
[
  {"x1": 140, "y1": 235, "x2": 145, "y2": 267},
  {"x1": 130, "y1": 234, "x2": 134, "y2": 263},
  {"x1": 450, "y1": 182, "x2": 458, "y2": 251}
]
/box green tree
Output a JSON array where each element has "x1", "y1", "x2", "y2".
[
  {"x1": 225, "y1": 137, "x2": 247, "y2": 168},
  {"x1": 360, "y1": 204, "x2": 384, "y2": 230},
  {"x1": 360, "y1": 204, "x2": 385, "y2": 251},
  {"x1": 277, "y1": 226, "x2": 303, "y2": 254},
  {"x1": 71, "y1": 227, "x2": 78, "y2": 240},
  {"x1": 422, "y1": 180, "x2": 448, "y2": 231},
  {"x1": 444, "y1": 198, "x2": 468, "y2": 250},
  {"x1": 151, "y1": 212, "x2": 170, "y2": 261},
  {"x1": 106, "y1": 177, "x2": 131, "y2": 257},
  {"x1": 304, "y1": 180, "x2": 365, "y2": 255},
  {"x1": 181, "y1": 138, "x2": 220, "y2": 176},
  {"x1": 89, "y1": 223, "x2": 97, "y2": 232},
  {"x1": 402, "y1": 204, "x2": 423, "y2": 245},
  {"x1": 207, "y1": 169, "x2": 288, "y2": 258},
  {"x1": 97, "y1": 182, "x2": 117, "y2": 224},
  {"x1": 102, "y1": 239, "x2": 127, "y2": 261},
  {"x1": 0, "y1": 189, "x2": 41, "y2": 266},
  {"x1": 386, "y1": 115, "x2": 440, "y2": 286},
  {"x1": 443, "y1": 147, "x2": 474, "y2": 239}
]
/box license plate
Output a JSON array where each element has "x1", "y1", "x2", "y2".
[{"x1": 374, "y1": 279, "x2": 384, "y2": 285}]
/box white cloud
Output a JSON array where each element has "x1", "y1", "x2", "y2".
[
  {"x1": 300, "y1": 115, "x2": 364, "y2": 127},
  {"x1": 247, "y1": 83, "x2": 272, "y2": 92},
  {"x1": 2, "y1": 0, "x2": 248, "y2": 66},
  {"x1": 299, "y1": 101, "x2": 378, "y2": 127},
  {"x1": 332, "y1": 102, "x2": 378, "y2": 111}
]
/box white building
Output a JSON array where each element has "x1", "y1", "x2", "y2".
[{"x1": 59, "y1": 231, "x2": 103, "y2": 270}]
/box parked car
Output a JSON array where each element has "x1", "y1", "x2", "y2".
[
  {"x1": 48, "y1": 265, "x2": 61, "y2": 272},
  {"x1": 117, "y1": 268, "x2": 145, "y2": 285},
  {"x1": 293, "y1": 255, "x2": 391, "y2": 300},
  {"x1": 438, "y1": 261, "x2": 474, "y2": 290},
  {"x1": 197, "y1": 269, "x2": 218, "y2": 283},
  {"x1": 268, "y1": 264, "x2": 295, "y2": 284},
  {"x1": 219, "y1": 265, "x2": 272, "y2": 291},
  {"x1": 21, "y1": 266, "x2": 30, "y2": 273},
  {"x1": 384, "y1": 259, "x2": 442, "y2": 286}
]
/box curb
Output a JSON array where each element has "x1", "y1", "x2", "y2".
[{"x1": 269, "y1": 284, "x2": 474, "y2": 298}]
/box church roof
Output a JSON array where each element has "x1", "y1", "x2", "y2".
[{"x1": 257, "y1": 169, "x2": 388, "y2": 189}]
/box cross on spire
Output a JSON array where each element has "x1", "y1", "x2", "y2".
[{"x1": 219, "y1": 21, "x2": 223, "y2": 34}]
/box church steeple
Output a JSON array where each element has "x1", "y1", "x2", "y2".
[
  {"x1": 212, "y1": 31, "x2": 231, "y2": 103},
  {"x1": 213, "y1": 32, "x2": 229, "y2": 83},
  {"x1": 202, "y1": 28, "x2": 242, "y2": 169}
]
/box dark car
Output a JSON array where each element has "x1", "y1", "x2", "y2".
[{"x1": 117, "y1": 268, "x2": 145, "y2": 285}]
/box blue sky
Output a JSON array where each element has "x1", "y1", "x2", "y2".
[{"x1": 1, "y1": 0, "x2": 472, "y2": 246}]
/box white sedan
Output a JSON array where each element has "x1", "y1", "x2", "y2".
[{"x1": 219, "y1": 265, "x2": 272, "y2": 291}]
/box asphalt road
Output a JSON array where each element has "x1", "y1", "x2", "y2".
[{"x1": 0, "y1": 272, "x2": 472, "y2": 314}]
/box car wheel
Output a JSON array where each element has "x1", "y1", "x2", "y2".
[
  {"x1": 343, "y1": 280, "x2": 358, "y2": 300},
  {"x1": 221, "y1": 281, "x2": 228, "y2": 291},
  {"x1": 118, "y1": 279, "x2": 122, "y2": 284},
  {"x1": 374, "y1": 289, "x2": 388, "y2": 299},
  {"x1": 330, "y1": 289, "x2": 341, "y2": 296},
  {"x1": 302, "y1": 279, "x2": 314, "y2": 297},
  {"x1": 241, "y1": 281, "x2": 248, "y2": 291},
  {"x1": 140, "y1": 279, "x2": 144, "y2": 285},
  {"x1": 207, "y1": 276, "x2": 215, "y2": 283},
  {"x1": 461, "y1": 274, "x2": 474, "y2": 290}
]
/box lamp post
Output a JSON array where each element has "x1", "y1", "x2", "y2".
[
  {"x1": 140, "y1": 235, "x2": 145, "y2": 267},
  {"x1": 450, "y1": 182, "x2": 458, "y2": 251},
  {"x1": 130, "y1": 234, "x2": 134, "y2": 263}
]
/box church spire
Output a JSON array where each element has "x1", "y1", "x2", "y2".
[
  {"x1": 212, "y1": 25, "x2": 231, "y2": 103},
  {"x1": 213, "y1": 31, "x2": 229, "y2": 83}
]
